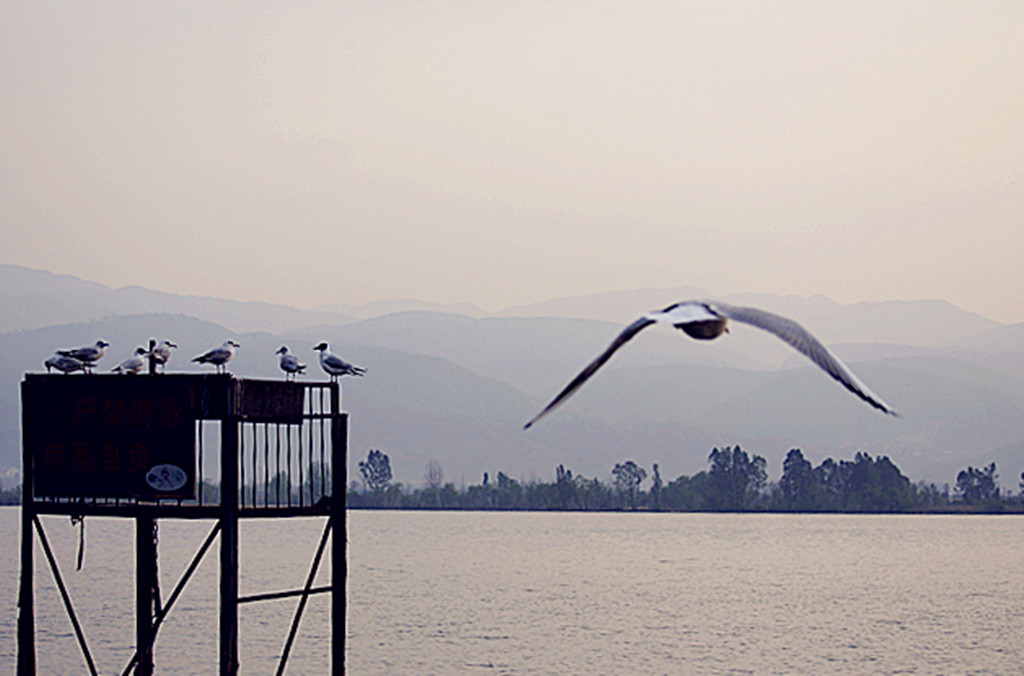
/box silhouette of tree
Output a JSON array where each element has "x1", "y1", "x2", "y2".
[
  {"x1": 662, "y1": 472, "x2": 711, "y2": 511},
  {"x1": 956, "y1": 462, "x2": 999, "y2": 505},
  {"x1": 778, "y1": 448, "x2": 818, "y2": 511},
  {"x1": 424, "y1": 460, "x2": 444, "y2": 489},
  {"x1": 612, "y1": 461, "x2": 647, "y2": 509},
  {"x1": 649, "y1": 463, "x2": 664, "y2": 511},
  {"x1": 494, "y1": 471, "x2": 523, "y2": 508},
  {"x1": 707, "y1": 446, "x2": 767, "y2": 511},
  {"x1": 556, "y1": 464, "x2": 578, "y2": 509},
  {"x1": 359, "y1": 449, "x2": 393, "y2": 496}
]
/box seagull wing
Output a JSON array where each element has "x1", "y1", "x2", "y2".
[
  {"x1": 323, "y1": 353, "x2": 349, "y2": 370},
  {"x1": 324, "y1": 353, "x2": 363, "y2": 375},
  {"x1": 711, "y1": 301, "x2": 898, "y2": 416},
  {"x1": 193, "y1": 347, "x2": 226, "y2": 364},
  {"x1": 59, "y1": 346, "x2": 97, "y2": 361},
  {"x1": 524, "y1": 316, "x2": 657, "y2": 429}
]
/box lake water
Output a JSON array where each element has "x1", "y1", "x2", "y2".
[{"x1": 2, "y1": 507, "x2": 1023, "y2": 674}]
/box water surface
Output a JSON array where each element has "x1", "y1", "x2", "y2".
[{"x1": 2, "y1": 508, "x2": 1022, "y2": 674}]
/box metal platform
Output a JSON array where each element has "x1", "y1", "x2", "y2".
[{"x1": 17, "y1": 370, "x2": 347, "y2": 675}]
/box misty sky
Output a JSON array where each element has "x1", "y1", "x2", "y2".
[{"x1": 2, "y1": 2, "x2": 1023, "y2": 321}]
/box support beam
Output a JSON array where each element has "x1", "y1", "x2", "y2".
[
  {"x1": 17, "y1": 380, "x2": 36, "y2": 675},
  {"x1": 220, "y1": 384, "x2": 239, "y2": 676},
  {"x1": 331, "y1": 386, "x2": 347, "y2": 676},
  {"x1": 135, "y1": 516, "x2": 158, "y2": 676},
  {"x1": 276, "y1": 516, "x2": 333, "y2": 676},
  {"x1": 33, "y1": 517, "x2": 98, "y2": 676},
  {"x1": 122, "y1": 522, "x2": 221, "y2": 676},
  {"x1": 17, "y1": 504, "x2": 34, "y2": 675}
]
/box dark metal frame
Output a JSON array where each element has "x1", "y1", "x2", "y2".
[{"x1": 17, "y1": 366, "x2": 347, "y2": 675}]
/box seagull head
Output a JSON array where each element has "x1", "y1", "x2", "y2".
[
  {"x1": 226, "y1": 340, "x2": 240, "y2": 348},
  {"x1": 164, "y1": 340, "x2": 178, "y2": 348},
  {"x1": 313, "y1": 342, "x2": 329, "y2": 352},
  {"x1": 97, "y1": 340, "x2": 110, "y2": 348},
  {"x1": 276, "y1": 345, "x2": 290, "y2": 355}
]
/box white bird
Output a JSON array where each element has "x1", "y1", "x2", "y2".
[
  {"x1": 313, "y1": 342, "x2": 366, "y2": 382},
  {"x1": 57, "y1": 340, "x2": 109, "y2": 373},
  {"x1": 277, "y1": 345, "x2": 306, "y2": 380},
  {"x1": 192, "y1": 340, "x2": 240, "y2": 374},
  {"x1": 45, "y1": 354, "x2": 86, "y2": 375},
  {"x1": 113, "y1": 347, "x2": 148, "y2": 374},
  {"x1": 524, "y1": 300, "x2": 899, "y2": 429},
  {"x1": 150, "y1": 340, "x2": 177, "y2": 372}
]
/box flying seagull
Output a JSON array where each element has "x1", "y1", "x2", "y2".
[
  {"x1": 313, "y1": 342, "x2": 366, "y2": 382},
  {"x1": 113, "y1": 347, "x2": 148, "y2": 374},
  {"x1": 524, "y1": 300, "x2": 899, "y2": 429},
  {"x1": 192, "y1": 340, "x2": 240, "y2": 374},
  {"x1": 277, "y1": 345, "x2": 306, "y2": 380},
  {"x1": 57, "y1": 340, "x2": 109, "y2": 373},
  {"x1": 150, "y1": 340, "x2": 177, "y2": 372},
  {"x1": 45, "y1": 354, "x2": 86, "y2": 375}
]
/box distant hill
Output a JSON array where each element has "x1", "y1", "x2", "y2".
[
  {"x1": 0, "y1": 314, "x2": 540, "y2": 486},
  {"x1": 315, "y1": 299, "x2": 489, "y2": 319},
  {"x1": 1, "y1": 265, "x2": 1022, "y2": 489},
  {"x1": 294, "y1": 311, "x2": 770, "y2": 398},
  {"x1": 499, "y1": 289, "x2": 1001, "y2": 366},
  {"x1": 0, "y1": 264, "x2": 356, "y2": 334}
]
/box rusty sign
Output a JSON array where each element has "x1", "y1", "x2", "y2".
[
  {"x1": 233, "y1": 379, "x2": 305, "y2": 422},
  {"x1": 24, "y1": 375, "x2": 199, "y2": 499}
]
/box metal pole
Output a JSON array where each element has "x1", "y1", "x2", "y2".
[
  {"x1": 220, "y1": 377, "x2": 239, "y2": 676},
  {"x1": 135, "y1": 516, "x2": 157, "y2": 675},
  {"x1": 330, "y1": 382, "x2": 347, "y2": 676},
  {"x1": 135, "y1": 342, "x2": 159, "y2": 676},
  {"x1": 17, "y1": 380, "x2": 36, "y2": 675}
]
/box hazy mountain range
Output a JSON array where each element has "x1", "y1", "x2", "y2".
[{"x1": 2, "y1": 263, "x2": 1022, "y2": 490}]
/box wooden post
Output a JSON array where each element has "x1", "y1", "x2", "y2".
[
  {"x1": 17, "y1": 380, "x2": 36, "y2": 675},
  {"x1": 220, "y1": 378, "x2": 239, "y2": 676},
  {"x1": 330, "y1": 382, "x2": 347, "y2": 676},
  {"x1": 147, "y1": 339, "x2": 157, "y2": 376}
]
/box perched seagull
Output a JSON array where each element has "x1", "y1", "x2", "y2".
[
  {"x1": 524, "y1": 300, "x2": 899, "y2": 429},
  {"x1": 192, "y1": 340, "x2": 240, "y2": 374},
  {"x1": 277, "y1": 345, "x2": 307, "y2": 380},
  {"x1": 57, "y1": 339, "x2": 109, "y2": 373},
  {"x1": 113, "y1": 347, "x2": 148, "y2": 374},
  {"x1": 313, "y1": 342, "x2": 366, "y2": 382},
  {"x1": 150, "y1": 340, "x2": 177, "y2": 372},
  {"x1": 45, "y1": 354, "x2": 86, "y2": 375}
]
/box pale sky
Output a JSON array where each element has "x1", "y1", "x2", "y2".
[{"x1": 2, "y1": 2, "x2": 1023, "y2": 321}]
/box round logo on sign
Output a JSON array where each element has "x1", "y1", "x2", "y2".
[{"x1": 146, "y1": 464, "x2": 188, "y2": 492}]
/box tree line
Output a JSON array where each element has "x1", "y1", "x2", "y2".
[
  {"x1": 348, "y1": 446, "x2": 1024, "y2": 514},
  {"x1": 0, "y1": 447, "x2": 1017, "y2": 512}
]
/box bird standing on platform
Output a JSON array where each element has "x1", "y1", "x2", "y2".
[
  {"x1": 56, "y1": 339, "x2": 109, "y2": 373},
  {"x1": 277, "y1": 345, "x2": 306, "y2": 380},
  {"x1": 524, "y1": 300, "x2": 899, "y2": 429},
  {"x1": 113, "y1": 347, "x2": 148, "y2": 374},
  {"x1": 313, "y1": 342, "x2": 366, "y2": 382},
  {"x1": 192, "y1": 340, "x2": 240, "y2": 374},
  {"x1": 44, "y1": 354, "x2": 86, "y2": 374},
  {"x1": 150, "y1": 340, "x2": 177, "y2": 373}
]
